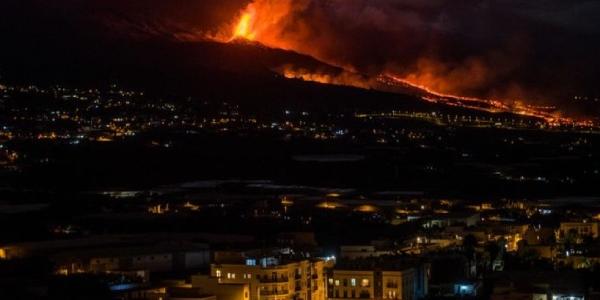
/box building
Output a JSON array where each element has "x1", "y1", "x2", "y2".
[
  {"x1": 201, "y1": 251, "x2": 326, "y2": 300},
  {"x1": 56, "y1": 244, "x2": 210, "y2": 275},
  {"x1": 423, "y1": 213, "x2": 480, "y2": 229},
  {"x1": 0, "y1": 234, "x2": 211, "y2": 275},
  {"x1": 339, "y1": 246, "x2": 394, "y2": 260},
  {"x1": 488, "y1": 270, "x2": 586, "y2": 300},
  {"x1": 167, "y1": 288, "x2": 218, "y2": 300},
  {"x1": 191, "y1": 275, "x2": 251, "y2": 300},
  {"x1": 327, "y1": 258, "x2": 429, "y2": 300},
  {"x1": 558, "y1": 222, "x2": 599, "y2": 242}
]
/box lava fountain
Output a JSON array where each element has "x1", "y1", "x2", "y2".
[{"x1": 231, "y1": 6, "x2": 257, "y2": 40}]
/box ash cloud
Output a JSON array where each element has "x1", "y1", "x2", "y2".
[{"x1": 227, "y1": 0, "x2": 600, "y2": 111}]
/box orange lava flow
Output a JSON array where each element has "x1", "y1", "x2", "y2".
[
  {"x1": 222, "y1": 2, "x2": 595, "y2": 127},
  {"x1": 383, "y1": 74, "x2": 575, "y2": 125},
  {"x1": 280, "y1": 66, "x2": 373, "y2": 90}
]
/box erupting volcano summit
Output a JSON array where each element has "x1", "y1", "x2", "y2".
[
  {"x1": 232, "y1": 7, "x2": 257, "y2": 40},
  {"x1": 220, "y1": 1, "x2": 593, "y2": 126}
]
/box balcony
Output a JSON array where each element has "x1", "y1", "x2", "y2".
[
  {"x1": 260, "y1": 290, "x2": 289, "y2": 296},
  {"x1": 261, "y1": 277, "x2": 289, "y2": 283}
]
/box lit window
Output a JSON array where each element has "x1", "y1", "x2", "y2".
[
  {"x1": 227, "y1": 273, "x2": 236, "y2": 279},
  {"x1": 247, "y1": 274, "x2": 252, "y2": 279},
  {"x1": 361, "y1": 279, "x2": 370, "y2": 287},
  {"x1": 216, "y1": 270, "x2": 222, "y2": 278},
  {"x1": 335, "y1": 280, "x2": 340, "y2": 286},
  {"x1": 351, "y1": 278, "x2": 356, "y2": 287},
  {"x1": 328, "y1": 278, "x2": 334, "y2": 285}
]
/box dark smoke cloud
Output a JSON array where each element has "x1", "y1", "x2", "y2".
[
  {"x1": 1, "y1": 0, "x2": 599, "y2": 115},
  {"x1": 241, "y1": 0, "x2": 600, "y2": 111}
]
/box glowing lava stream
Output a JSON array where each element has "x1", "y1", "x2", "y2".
[
  {"x1": 381, "y1": 75, "x2": 579, "y2": 125},
  {"x1": 227, "y1": 6, "x2": 589, "y2": 127}
]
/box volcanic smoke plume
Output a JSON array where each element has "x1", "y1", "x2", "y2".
[{"x1": 215, "y1": 0, "x2": 600, "y2": 115}]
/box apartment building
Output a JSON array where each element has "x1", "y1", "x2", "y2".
[
  {"x1": 201, "y1": 252, "x2": 326, "y2": 300},
  {"x1": 327, "y1": 259, "x2": 429, "y2": 300}
]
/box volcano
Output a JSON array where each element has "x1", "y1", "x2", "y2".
[
  {"x1": 0, "y1": 34, "x2": 562, "y2": 122},
  {"x1": 0, "y1": 2, "x2": 574, "y2": 123}
]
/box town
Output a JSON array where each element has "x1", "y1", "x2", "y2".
[
  {"x1": 1, "y1": 183, "x2": 599, "y2": 299},
  {"x1": 1, "y1": 82, "x2": 600, "y2": 299}
]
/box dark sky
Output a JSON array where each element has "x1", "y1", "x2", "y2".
[{"x1": 1, "y1": 0, "x2": 599, "y2": 115}]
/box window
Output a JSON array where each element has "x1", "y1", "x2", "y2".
[
  {"x1": 361, "y1": 279, "x2": 370, "y2": 287},
  {"x1": 343, "y1": 279, "x2": 348, "y2": 287},
  {"x1": 328, "y1": 278, "x2": 334, "y2": 285},
  {"x1": 216, "y1": 270, "x2": 222, "y2": 277},
  {"x1": 335, "y1": 280, "x2": 340, "y2": 286},
  {"x1": 227, "y1": 273, "x2": 236, "y2": 279},
  {"x1": 351, "y1": 278, "x2": 356, "y2": 287}
]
